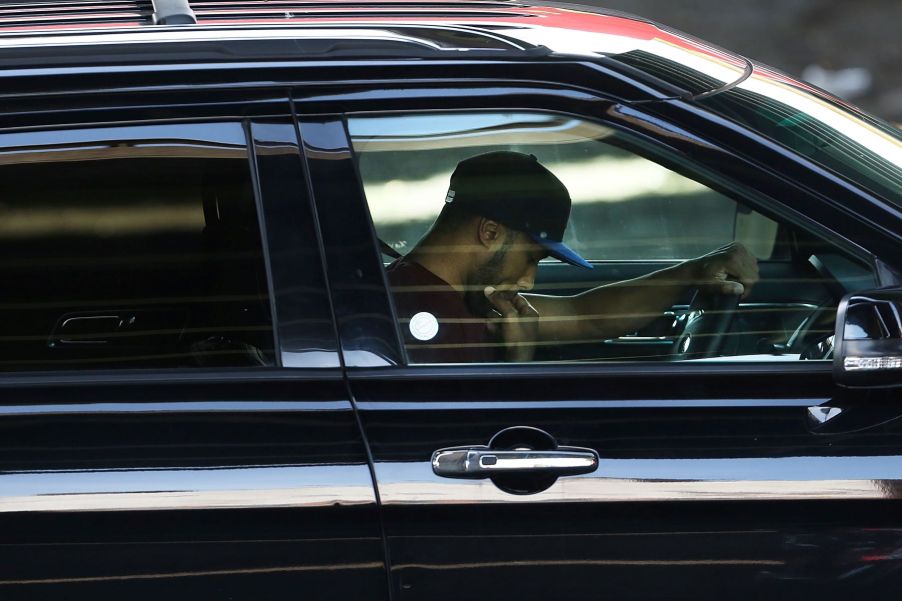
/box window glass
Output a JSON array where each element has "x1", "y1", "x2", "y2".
[
  {"x1": 351, "y1": 113, "x2": 774, "y2": 261},
  {"x1": 348, "y1": 111, "x2": 874, "y2": 365},
  {"x1": 0, "y1": 123, "x2": 275, "y2": 371}
]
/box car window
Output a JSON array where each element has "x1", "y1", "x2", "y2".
[
  {"x1": 351, "y1": 113, "x2": 778, "y2": 262},
  {"x1": 347, "y1": 111, "x2": 876, "y2": 365},
  {"x1": 0, "y1": 123, "x2": 276, "y2": 371}
]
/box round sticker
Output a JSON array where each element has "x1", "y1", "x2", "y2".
[{"x1": 409, "y1": 312, "x2": 440, "y2": 341}]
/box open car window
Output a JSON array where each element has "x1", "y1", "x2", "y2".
[{"x1": 347, "y1": 111, "x2": 877, "y2": 365}]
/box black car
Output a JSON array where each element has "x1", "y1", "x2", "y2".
[{"x1": 0, "y1": 1, "x2": 900, "y2": 600}]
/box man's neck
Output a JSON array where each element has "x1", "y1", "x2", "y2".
[{"x1": 406, "y1": 237, "x2": 469, "y2": 293}]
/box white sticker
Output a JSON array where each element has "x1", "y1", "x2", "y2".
[{"x1": 409, "y1": 312, "x2": 440, "y2": 341}]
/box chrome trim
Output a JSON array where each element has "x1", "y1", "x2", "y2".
[
  {"x1": 0, "y1": 562, "x2": 385, "y2": 587},
  {"x1": 152, "y1": 0, "x2": 196, "y2": 26},
  {"x1": 280, "y1": 350, "x2": 342, "y2": 368},
  {"x1": 357, "y1": 398, "x2": 829, "y2": 410},
  {"x1": 0, "y1": 24, "x2": 524, "y2": 50},
  {"x1": 484, "y1": 453, "x2": 596, "y2": 471},
  {"x1": 378, "y1": 457, "x2": 902, "y2": 504},
  {"x1": 432, "y1": 448, "x2": 598, "y2": 478},
  {"x1": 605, "y1": 336, "x2": 674, "y2": 343},
  {"x1": 738, "y1": 302, "x2": 819, "y2": 310},
  {"x1": 807, "y1": 406, "x2": 843, "y2": 425},
  {"x1": 0, "y1": 368, "x2": 344, "y2": 388},
  {"x1": 686, "y1": 56, "x2": 753, "y2": 101},
  {"x1": 348, "y1": 361, "x2": 834, "y2": 380},
  {"x1": 0, "y1": 401, "x2": 349, "y2": 416},
  {"x1": 0, "y1": 562, "x2": 385, "y2": 586},
  {"x1": 0, "y1": 464, "x2": 375, "y2": 512},
  {"x1": 844, "y1": 355, "x2": 902, "y2": 371}
]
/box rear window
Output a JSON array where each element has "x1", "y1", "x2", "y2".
[{"x1": 0, "y1": 123, "x2": 275, "y2": 371}]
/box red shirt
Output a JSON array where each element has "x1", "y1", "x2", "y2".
[{"x1": 386, "y1": 259, "x2": 498, "y2": 363}]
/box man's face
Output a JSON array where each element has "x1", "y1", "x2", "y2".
[{"x1": 464, "y1": 230, "x2": 547, "y2": 316}]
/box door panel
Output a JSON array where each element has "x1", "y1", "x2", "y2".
[
  {"x1": 352, "y1": 370, "x2": 902, "y2": 601},
  {"x1": 0, "y1": 379, "x2": 386, "y2": 600}
]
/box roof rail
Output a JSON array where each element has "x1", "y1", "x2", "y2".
[{"x1": 151, "y1": 0, "x2": 196, "y2": 25}]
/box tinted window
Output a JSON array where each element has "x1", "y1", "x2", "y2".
[
  {"x1": 349, "y1": 111, "x2": 874, "y2": 365},
  {"x1": 350, "y1": 113, "x2": 776, "y2": 261},
  {"x1": 0, "y1": 123, "x2": 275, "y2": 371}
]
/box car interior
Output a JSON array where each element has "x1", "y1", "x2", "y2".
[{"x1": 350, "y1": 111, "x2": 879, "y2": 364}]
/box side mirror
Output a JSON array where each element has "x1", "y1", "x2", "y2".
[{"x1": 834, "y1": 288, "x2": 902, "y2": 388}]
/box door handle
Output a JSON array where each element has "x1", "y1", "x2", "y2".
[{"x1": 432, "y1": 446, "x2": 598, "y2": 479}]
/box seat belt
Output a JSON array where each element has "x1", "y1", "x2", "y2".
[{"x1": 379, "y1": 239, "x2": 403, "y2": 259}]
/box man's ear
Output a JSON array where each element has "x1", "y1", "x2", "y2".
[{"x1": 477, "y1": 218, "x2": 503, "y2": 248}]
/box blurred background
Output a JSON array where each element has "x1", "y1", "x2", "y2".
[{"x1": 580, "y1": 0, "x2": 901, "y2": 125}]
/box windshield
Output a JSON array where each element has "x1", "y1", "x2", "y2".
[{"x1": 697, "y1": 66, "x2": 902, "y2": 207}]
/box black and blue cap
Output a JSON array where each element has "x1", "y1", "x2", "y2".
[{"x1": 445, "y1": 151, "x2": 592, "y2": 269}]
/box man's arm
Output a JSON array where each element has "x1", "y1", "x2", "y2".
[{"x1": 526, "y1": 243, "x2": 760, "y2": 343}]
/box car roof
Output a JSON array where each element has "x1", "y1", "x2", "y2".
[{"x1": 0, "y1": 0, "x2": 752, "y2": 100}]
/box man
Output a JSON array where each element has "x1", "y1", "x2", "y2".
[{"x1": 387, "y1": 151, "x2": 759, "y2": 363}]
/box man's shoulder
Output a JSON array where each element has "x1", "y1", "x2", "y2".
[
  {"x1": 385, "y1": 259, "x2": 467, "y2": 317},
  {"x1": 384, "y1": 260, "x2": 496, "y2": 363},
  {"x1": 386, "y1": 258, "x2": 448, "y2": 288}
]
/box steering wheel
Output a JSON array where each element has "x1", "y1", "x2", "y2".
[{"x1": 672, "y1": 290, "x2": 740, "y2": 360}]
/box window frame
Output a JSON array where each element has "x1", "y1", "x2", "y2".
[{"x1": 313, "y1": 88, "x2": 895, "y2": 373}]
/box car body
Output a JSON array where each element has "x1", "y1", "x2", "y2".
[{"x1": 0, "y1": 1, "x2": 900, "y2": 600}]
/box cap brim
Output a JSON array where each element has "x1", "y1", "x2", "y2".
[{"x1": 529, "y1": 234, "x2": 593, "y2": 269}]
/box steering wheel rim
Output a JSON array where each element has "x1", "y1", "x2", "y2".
[{"x1": 672, "y1": 291, "x2": 739, "y2": 360}]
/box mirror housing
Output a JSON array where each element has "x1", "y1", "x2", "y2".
[{"x1": 834, "y1": 288, "x2": 902, "y2": 388}]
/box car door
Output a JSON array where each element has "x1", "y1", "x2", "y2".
[
  {"x1": 299, "y1": 74, "x2": 902, "y2": 601},
  {"x1": 0, "y1": 104, "x2": 387, "y2": 599}
]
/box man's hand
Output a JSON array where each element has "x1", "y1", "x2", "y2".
[
  {"x1": 484, "y1": 286, "x2": 540, "y2": 362},
  {"x1": 689, "y1": 242, "x2": 760, "y2": 298}
]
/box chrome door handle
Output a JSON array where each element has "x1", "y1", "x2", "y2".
[{"x1": 432, "y1": 446, "x2": 598, "y2": 479}]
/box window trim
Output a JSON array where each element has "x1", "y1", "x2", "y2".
[
  {"x1": 245, "y1": 119, "x2": 283, "y2": 368},
  {"x1": 345, "y1": 360, "x2": 834, "y2": 382},
  {"x1": 0, "y1": 366, "x2": 344, "y2": 388}
]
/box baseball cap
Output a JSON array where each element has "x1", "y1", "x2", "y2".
[{"x1": 445, "y1": 151, "x2": 592, "y2": 269}]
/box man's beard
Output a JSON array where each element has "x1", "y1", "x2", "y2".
[{"x1": 464, "y1": 236, "x2": 513, "y2": 316}]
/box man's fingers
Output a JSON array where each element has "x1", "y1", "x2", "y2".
[
  {"x1": 700, "y1": 243, "x2": 759, "y2": 299},
  {"x1": 509, "y1": 292, "x2": 539, "y2": 317},
  {"x1": 484, "y1": 287, "x2": 537, "y2": 318},
  {"x1": 699, "y1": 279, "x2": 743, "y2": 297},
  {"x1": 484, "y1": 286, "x2": 518, "y2": 318},
  {"x1": 482, "y1": 287, "x2": 540, "y2": 362},
  {"x1": 721, "y1": 280, "x2": 745, "y2": 296}
]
